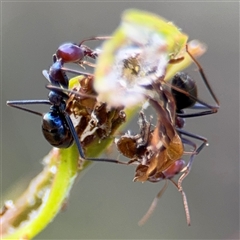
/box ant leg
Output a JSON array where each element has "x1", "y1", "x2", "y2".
[
  {"x1": 63, "y1": 112, "x2": 127, "y2": 165},
  {"x1": 169, "y1": 178, "x2": 191, "y2": 226},
  {"x1": 177, "y1": 106, "x2": 218, "y2": 118},
  {"x1": 171, "y1": 44, "x2": 220, "y2": 118},
  {"x1": 57, "y1": 67, "x2": 94, "y2": 78},
  {"x1": 176, "y1": 100, "x2": 218, "y2": 118},
  {"x1": 177, "y1": 128, "x2": 208, "y2": 184},
  {"x1": 63, "y1": 112, "x2": 86, "y2": 160},
  {"x1": 138, "y1": 180, "x2": 169, "y2": 226},
  {"x1": 186, "y1": 44, "x2": 219, "y2": 106},
  {"x1": 139, "y1": 176, "x2": 191, "y2": 226},
  {"x1": 43, "y1": 68, "x2": 93, "y2": 83},
  {"x1": 163, "y1": 50, "x2": 220, "y2": 118},
  {"x1": 85, "y1": 157, "x2": 128, "y2": 165},
  {"x1": 165, "y1": 80, "x2": 219, "y2": 118},
  {"x1": 78, "y1": 36, "x2": 112, "y2": 60},
  {"x1": 181, "y1": 137, "x2": 198, "y2": 156},
  {"x1": 78, "y1": 36, "x2": 111, "y2": 46},
  {"x1": 178, "y1": 128, "x2": 208, "y2": 155},
  {"x1": 7, "y1": 100, "x2": 126, "y2": 165},
  {"x1": 176, "y1": 129, "x2": 208, "y2": 219},
  {"x1": 178, "y1": 137, "x2": 198, "y2": 186},
  {"x1": 45, "y1": 84, "x2": 96, "y2": 100},
  {"x1": 79, "y1": 60, "x2": 96, "y2": 68},
  {"x1": 6, "y1": 100, "x2": 51, "y2": 117},
  {"x1": 175, "y1": 153, "x2": 195, "y2": 225},
  {"x1": 191, "y1": 103, "x2": 211, "y2": 109}
]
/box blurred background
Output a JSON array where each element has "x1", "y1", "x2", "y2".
[{"x1": 2, "y1": 2, "x2": 239, "y2": 239}]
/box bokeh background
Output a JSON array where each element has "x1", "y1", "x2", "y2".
[{"x1": 1, "y1": 2, "x2": 239, "y2": 239}]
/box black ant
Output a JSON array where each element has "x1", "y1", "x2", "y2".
[
  {"x1": 6, "y1": 37, "x2": 125, "y2": 166},
  {"x1": 7, "y1": 71, "x2": 127, "y2": 166},
  {"x1": 7, "y1": 70, "x2": 90, "y2": 160}
]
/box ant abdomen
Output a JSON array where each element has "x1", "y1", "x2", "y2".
[
  {"x1": 42, "y1": 107, "x2": 73, "y2": 148},
  {"x1": 56, "y1": 43, "x2": 84, "y2": 63},
  {"x1": 162, "y1": 159, "x2": 185, "y2": 179},
  {"x1": 171, "y1": 72, "x2": 197, "y2": 111}
]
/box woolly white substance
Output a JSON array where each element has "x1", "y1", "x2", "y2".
[{"x1": 95, "y1": 22, "x2": 169, "y2": 107}]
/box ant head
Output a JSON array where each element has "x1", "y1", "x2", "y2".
[{"x1": 171, "y1": 72, "x2": 197, "y2": 112}]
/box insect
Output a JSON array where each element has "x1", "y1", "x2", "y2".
[
  {"x1": 6, "y1": 52, "x2": 125, "y2": 165},
  {"x1": 116, "y1": 45, "x2": 219, "y2": 226},
  {"x1": 7, "y1": 71, "x2": 89, "y2": 159},
  {"x1": 6, "y1": 9, "x2": 218, "y2": 226},
  {"x1": 43, "y1": 36, "x2": 110, "y2": 89}
]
